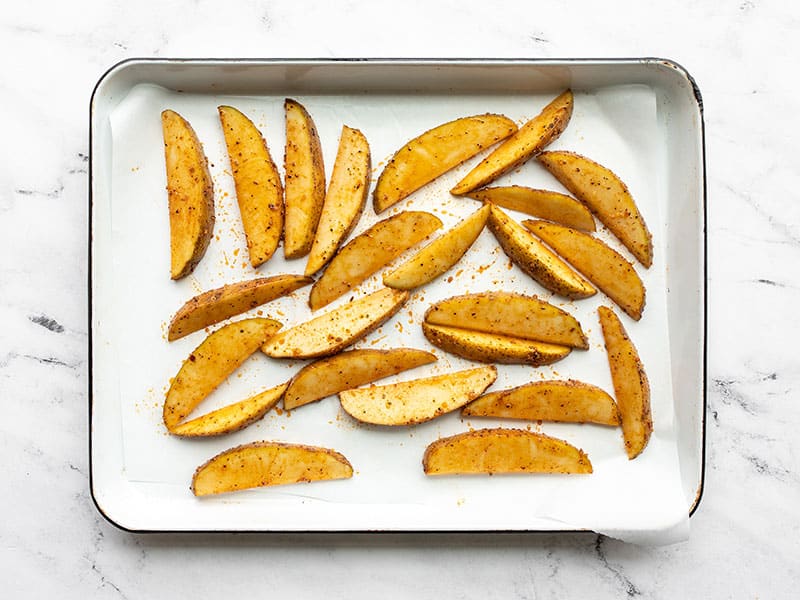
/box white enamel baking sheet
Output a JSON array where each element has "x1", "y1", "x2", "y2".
[{"x1": 90, "y1": 59, "x2": 705, "y2": 543}]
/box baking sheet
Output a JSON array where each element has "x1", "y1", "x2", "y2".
[{"x1": 94, "y1": 67, "x2": 692, "y2": 542}]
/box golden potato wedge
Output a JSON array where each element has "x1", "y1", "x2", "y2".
[
  {"x1": 524, "y1": 220, "x2": 646, "y2": 320},
  {"x1": 373, "y1": 114, "x2": 518, "y2": 213},
  {"x1": 163, "y1": 318, "x2": 282, "y2": 430},
  {"x1": 309, "y1": 211, "x2": 442, "y2": 310},
  {"x1": 423, "y1": 323, "x2": 570, "y2": 366},
  {"x1": 462, "y1": 380, "x2": 620, "y2": 426},
  {"x1": 305, "y1": 126, "x2": 371, "y2": 276},
  {"x1": 537, "y1": 150, "x2": 653, "y2": 268},
  {"x1": 451, "y1": 90, "x2": 573, "y2": 195},
  {"x1": 284, "y1": 348, "x2": 436, "y2": 410},
  {"x1": 339, "y1": 366, "x2": 497, "y2": 426},
  {"x1": 424, "y1": 291, "x2": 588, "y2": 349},
  {"x1": 283, "y1": 99, "x2": 326, "y2": 259},
  {"x1": 598, "y1": 306, "x2": 652, "y2": 459},
  {"x1": 465, "y1": 186, "x2": 595, "y2": 231},
  {"x1": 383, "y1": 205, "x2": 490, "y2": 290},
  {"x1": 487, "y1": 205, "x2": 596, "y2": 299},
  {"x1": 161, "y1": 109, "x2": 215, "y2": 280},
  {"x1": 170, "y1": 383, "x2": 288, "y2": 437},
  {"x1": 218, "y1": 106, "x2": 283, "y2": 267},
  {"x1": 167, "y1": 274, "x2": 312, "y2": 341},
  {"x1": 192, "y1": 441, "x2": 353, "y2": 496},
  {"x1": 423, "y1": 428, "x2": 593, "y2": 475},
  {"x1": 262, "y1": 287, "x2": 409, "y2": 359}
]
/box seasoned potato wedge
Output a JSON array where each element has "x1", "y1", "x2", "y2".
[
  {"x1": 305, "y1": 126, "x2": 371, "y2": 276},
  {"x1": 598, "y1": 306, "x2": 652, "y2": 459},
  {"x1": 451, "y1": 90, "x2": 573, "y2": 195},
  {"x1": 218, "y1": 106, "x2": 283, "y2": 267},
  {"x1": 383, "y1": 205, "x2": 490, "y2": 290},
  {"x1": 170, "y1": 383, "x2": 288, "y2": 437},
  {"x1": 423, "y1": 323, "x2": 570, "y2": 366},
  {"x1": 373, "y1": 114, "x2": 518, "y2": 213},
  {"x1": 163, "y1": 318, "x2": 282, "y2": 430},
  {"x1": 423, "y1": 428, "x2": 592, "y2": 475},
  {"x1": 465, "y1": 186, "x2": 595, "y2": 231},
  {"x1": 192, "y1": 441, "x2": 353, "y2": 496},
  {"x1": 168, "y1": 274, "x2": 312, "y2": 341},
  {"x1": 537, "y1": 151, "x2": 653, "y2": 267},
  {"x1": 424, "y1": 291, "x2": 588, "y2": 349},
  {"x1": 524, "y1": 220, "x2": 646, "y2": 320},
  {"x1": 285, "y1": 348, "x2": 436, "y2": 410},
  {"x1": 462, "y1": 380, "x2": 620, "y2": 425},
  {"x1": 283, "y1": 99, "x2": 326, "y2": 259},
  {"x1": 161, "y1": 109, "x2": 215, "y2": 280},
  {"x1": 262, "y1": 287, "x2": 409, "y2": 359},
  {"x1": 487, "y1": 205, "x2": 596, "y2": 299},
  {"x1": 309, "y1": 211, "x2": 442, "y2": 310},
  {"x1": 339, "y1": 366, "x2": 497, "y2": 426}
]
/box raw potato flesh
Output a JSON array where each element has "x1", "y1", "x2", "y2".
[
  {"x1": 170, "y1": 383, "x2": 288, "y2": 437},
  {"x1": 598, "y1": 306, "x2": 652, "y2": 459},
  {"x1": 462, "y1": 379, "x2": 620, "y2": 426},
  {"x1": 163, "y1": 318, "x2": 282, "y2": 430},
  {"x1": 383, "y1": 205, "x2": 490, "y2": 290},
  {"x1": 537, "y1": 150, "x2": 653, "y2": 268},
  {"x1": 284, "y1": 348, "x2": 436, "y2": 410},
  {"x1": 524, "y1": 219, "x2": 645, "y2": 320},
  {"x1": 218, "y1": 106, "x2": 283, "y2": 267},
  {"x1": 422, "y1": 323, "x2": 571, "y2": 366},
  {"x1": 305, "y1": 126, "x2": 371, "y2": 276},
  {"x1": 487, "y1": 205, "x2": 596, "y2": 299},
  {"x1": 262, "y1": 287, "x2": 409, "y2": 359},
  {"x1": 161, "y1": 109, "x2": 215, "y2": 280},
  {"x1": 373, "y1": 114, "x2": 518, "y2": 213},
  {"x1": 167, "y1": 274, "x2": 312, "y2": 341},
  {"x1": 465, "y1": 186, "x2": 595, "y2": 231},
  {"x1": 339, "y1": 366, "x2": 497, "y2": 426},
  {"x1": 283, "y1": 99, "x2": 326, "y2": 259},
  {"x1": 451, "y1": 90, "x2": 574, "y2": 195},
  {"x1": 422, "y1": 428, "x2": 593, "y2": 475},
  {"x1": 424, "y1": 291, "x2": 588, "y2": 349},
  {"x1": 309, "y1": 211, "x2": 442, "y2": 310},
  {"x1": 192, "y1": 441, "x2": 353, "y2": 496}
]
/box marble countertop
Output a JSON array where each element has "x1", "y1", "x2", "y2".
[{"x1": 3, "y1": 0, "x2": 798, "y2": 596}]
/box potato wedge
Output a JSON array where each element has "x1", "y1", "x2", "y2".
[
  {"x1": 262, "y1": 287, "x2": 409, "y2": 359},
  {"x1": 487, "y1": 205, "x2": 596, "y2": 299},
  {"x1": 192, "y1": 441, "x2": 353, "y2": 496},
  {"x1": 218, "y1": 106, "x2": 283, "y2": 267},
  {"x1": 309, "y1": 211, "x2": 442, "y2": 310},
  {"x1": 161, "y1": 110, "x2": 215, "y2": 280},
  {"x1": 339, "y1": 366, "x2": 497, "y2": 426},
  {"x1": 383, "y1": 205, "x2": 490, "y2": 290},
  {"x1": 465, "y1": 186, "x2": 595, "y2": 231},
  {"x1": 283, "y1": 99, "x2": 326, "y2": 259},
  {"x1": 451, "y1": 90, "x2": 573, "y2": 195},
  {"x1": 422, "y1": 323, "x2": 570, "y2": 366},
  {"x1": 423, "y1": 428, "x2": 592, "y2": 475},
  {"x1": 285, "y1": 348, "x2": 436, "y2": 410},
  {"x1": 598, "y1": 306, "x2": 652, "y2": 459},
  {"x1": 163, "y1": 318, "x2": 282, "y2": 430},
  {"x1": 170, "y1": 383, "x2": 288, "y2": 437},
  {"x1": 305, "y1": 126, "x2": 371, "y2": 276},
  {"x1": 524, "y1": 220, "x2": 646, "y2": 320},
  {"x1": 373, "y1": 114, "x2": 518, "y2": 213},
  {"x1": 424, "y1": 291, "x2": 588, "y2": 349},
  {"x1": 167, "y1": 274, "x2": 312, "y2": 341},
  {"x1": 462, "y1": 380, "x2": 620, "y2": 426},
  {"x1": 537, "y1": 150, "x2": 653, "y2": 267}
]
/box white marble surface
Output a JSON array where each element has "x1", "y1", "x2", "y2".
[{"x1": 2, "y1": 0, "x2": 799, "y2": 597}]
